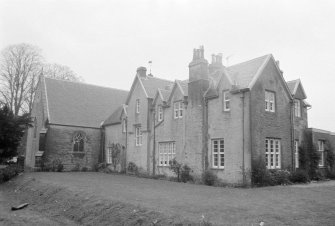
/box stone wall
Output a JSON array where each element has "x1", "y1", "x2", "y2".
[
  {"x1": 125, "y1": 78, "x2": 150, "y2": 173},
  {"x1": 153, "y1": 86, "x2": 186, "y2": 177},
  {"x1": 44, "y1": 125, "x2": 101, "y2": 171},
  {"x1": 104, "y1": 123, "x2": 126, "y2": 171},
  {"x1": 25, "y1": 77, "x2": 48, "y2": 169},
  {"x1": 207, "y1": 74, "x2": 251, "y2": 184},
  {"x1": 250, "y1": 59, "x2": 293, "y2": 170}
]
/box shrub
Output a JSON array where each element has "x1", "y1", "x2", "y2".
[
  {"x1": 71, "y1": 163, "x2": 81, "y2": 172},
  {"x1": 127, "y1": 162, "x2": 138, "y2": 174},
  {"x1": 326, "y1": 168, "x2": 335, "y2": 179},
  {"x1": 169, "y1": 158, "x2": 182, "y2": 181},
  {"x1": 169, "y1": 159, "x2": 193, "y2": 183},
  {"x1": 51, "y1": 159, "x2": 64, "y2": 172},
  {"x1": 290, "y1": 169, "x2": 310, "y2": 183},
  {"x1": 269, "y1": 169, "x2": 291, "y2": 185},
  {"x1": 252, "y1": 159, "x2": 291, "y2": 186},
  {"x1": 202, "y1": 170, "x2": 218, "y2": 186},
  {"x1": 252, "y1": 160, "x2": 273, "y2": 186},
  {"x1": 41, "y1": 161, "x2": 53, "y2": 172},
  {"x1": 0, "y1": 165, "x2": 22, "y2": 183},
  {"x1": 81, "y1": 166, "x2": 88, "y2": 172},
  {"x1": 180, "y1": 164, "x2": 193, "y2": 183}
]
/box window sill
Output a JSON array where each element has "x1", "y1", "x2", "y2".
[
  {"x1": 157, "y1": 165, "x2": 170, "y2": 168},
  {"x1": 211, "y1": 167, "x2": 224, "y2": 170}
]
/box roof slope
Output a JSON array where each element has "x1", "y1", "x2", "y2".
[
  {"x1": 45, "y1": 77, "x2": 128, "y2": 128},
  {"x1": 140, "y1": 76, "x2": 173, "y2": 98},
  {"x1": 286, "y1": 79, "x2": 299, "y2": 95},
  {"x1": 102, "y1": 106, "x2": 123, "y2": 126},
  {"x1": 226, "y1": 54, "x2": 270, "y2": 88}
]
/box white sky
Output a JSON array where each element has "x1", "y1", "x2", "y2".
[{"x1": 1, "y1": 0, "x2": 335, "y2": 131}]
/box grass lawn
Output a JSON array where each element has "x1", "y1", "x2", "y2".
[{"x1": 5, "y1": 172, "x2": 335, "y2": 225}]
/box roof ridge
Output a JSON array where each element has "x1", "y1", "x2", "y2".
[
  {"x1": 142, "y1": 76, "x2": 174, "y2": 83},
  {"x1": 227, "y1": 54, "x2": 271, "y2": 69},
  {"x1": 286, "y1": 79, "x2": 300, "y2": 83},
  {"x1": 45, "y1": 77, "x2": 128, "y2": 92}
]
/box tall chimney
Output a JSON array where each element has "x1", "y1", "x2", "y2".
[
  {"x1": 188, "y1": 46, "x2": 208, "y2": 82},
  {"x1": 136, "y1": 66, "x2": 147, "y2": 78},
  {"x1": 209, "y1": 53, "x2": 224, "y2": 73}
]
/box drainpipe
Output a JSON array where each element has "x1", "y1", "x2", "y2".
[
  {"x1": 153, "y1": 110, "x2": 156, "y2": 176},
  {"x1": 100, "y1": 125, "x2": 105, "y2": 163},
  {"x1": 290, "y1": 100, "x2": 295, "y2": 171},
  {"x1": 241, "y1": 92, "x2": 246, "y2": 185},
  {"x1": 125, "y1": 117, "x2": 128, "y2": 173},
  {"x1": 231, "y1": 88, "x2": 249, "y2": 185},
  {"x1": 203, "y1": 97, "x2": 209, "y2": 170}
]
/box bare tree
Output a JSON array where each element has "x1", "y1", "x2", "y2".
[
  {"x1": 43, "y1": 63, "x2": 84, "y2": 82},
  {"x1": 0, "y1": 43, "x2": 43, "y2": 116}
]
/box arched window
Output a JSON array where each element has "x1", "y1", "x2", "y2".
[{"x1": 73, "y1": 133, "x2": 85, "y2": 152}]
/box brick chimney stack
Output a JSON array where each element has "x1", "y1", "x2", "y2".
[
  {"x1": 189, "y1": 45, "x2": 208, "y2": 82},
  {"x1": 136, "y1": 66, "x2": 147, "y2": 78},
  {"x1": 209, "y1": 53, "x2": 224, "y2": 73}
]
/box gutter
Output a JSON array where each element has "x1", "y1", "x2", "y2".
[{"x1": 232, "y1": 87, "x2": 250, "y2": 186}]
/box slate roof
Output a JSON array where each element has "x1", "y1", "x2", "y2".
[
  {"x1": 102, "y1": 106, "x2": 123, "y2": 126},
  {"x1": 140, "y1": 76, "x2": 174, "y2": 98},
  {"x1": 158, "y1": 88, "x2": 172, "y2": 101},
  {"x1": 177, "y1": 80, "x2": 188, "y2": 96},
  {"x1": 226, "y1": 54, "x2": 270, "y2": 88},
  {"x1": 44, "y1": 77, "x2": 128, "y2": 128},
  {"x1": 286, "y1": 79, "x2": 299, "y2": 95}
]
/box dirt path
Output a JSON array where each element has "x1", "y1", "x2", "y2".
[{"x1": 1, "y1": 172, "x2": 335, "y2": 225}]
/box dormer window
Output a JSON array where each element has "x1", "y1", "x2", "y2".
[
  {"x1": 223, "y1": 91, "x2": 230, "y2": 111},
  {"x1": 174, "y1": 101, "x2": 184, "y2": 119},
  {"x1": 265, "y1": 91, "x2": 275, "y2": 112},
  {"x1": 157, "y1": 105, "x2": 163, "y2": 122},
  {"x1": 294, "y1": 99, "x2": 301, "y2": 117},
  {"x1": 136, "y1": 99, "x2": 140, "y2": 114}
]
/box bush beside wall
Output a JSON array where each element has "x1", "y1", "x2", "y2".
[{"x1": 0, "y1": 164, "x2": 23, "y2": 183}]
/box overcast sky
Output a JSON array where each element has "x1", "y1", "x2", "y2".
[{"x1": 1, "y1": 0, "x2": 335, "y2": 131}]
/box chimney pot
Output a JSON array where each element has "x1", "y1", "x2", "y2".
[{"x1": 136, "y1": 66, "x2": 147, "y2": 78}]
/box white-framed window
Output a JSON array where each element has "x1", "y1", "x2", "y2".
[
  {"x1": 135, "y1": 126, "x2": 142, "y2": 146},
  {"x1": 136, "y1": 99, "x2": 140, "y2": 114},
  {"x1": 107, "y1": 147, "x2": 113, "y2": 164},
  {"x1": 265, "y1": 91, "x2": 275, "y2": 112},
  {"x1": 122, "y1": 119, "x2": 126, "y2": 133},
  {"x1": 223, "y1": 91, "x2": 230, "y2": 111},
  {"x1": 158, "y1": 142, "x2": 176, "y2": 166},
  {"x1": 318, "y1": 140, "x2": 325, "y2": 167},
  {"x1": 294, "y1": 99, "x2": 301, "y2": 117},
  {"x1": 157, "y1": 105, "x2": 163, "y2": 122},
  {"x1": 295, "y1": 140, "x2": 299, "y2": 168},
  {"x1": 212, "y1": 139, "x2": 224, "y2": 169},
  {"x1": 174, "y1": 101, "x2": 184, "y2": 119},
  {"x1": 265, "y1": 138, "x2": 281, "y2": 169}
]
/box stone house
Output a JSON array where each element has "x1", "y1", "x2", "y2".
[
  {"x1": 25, "y1": 46, "x2": 335, "y2": 184},
  {"x1": 25, "y1": 77, "x2": 128, "y2": 171},
  {"x1": 104, "y1": 46, "x2": 332, "y2": 185}
]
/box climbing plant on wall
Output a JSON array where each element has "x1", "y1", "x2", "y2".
[{"x1": 299, "y1": 131, "x2": 320, "y2": 180}]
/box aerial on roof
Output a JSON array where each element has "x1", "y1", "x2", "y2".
[{"x1": 44, "y1": 77, "x2": 128, "y2": 128}]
